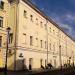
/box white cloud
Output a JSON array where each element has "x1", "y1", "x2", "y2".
[
  {"x1": 51, "y1": 14, "x2": 75, "y2": 39},
  {"x1": 41, "y1": 8, "x2": 45, "y2": 11},
  {"x1": 66, "y1": 14, "x2": 75, "y2": 21},
  {"x1": 58, "y1": 21, "x2": 75, "y2": 39},
  {"x1": 31, "y1": 0, "x2": 36, "y2": 5},
  {"x1": 40, "y1": 9, "x2": 75, "y2": 39},
  {"x1": 58, "y1": 23, "x2": 73, "y2": 34}
]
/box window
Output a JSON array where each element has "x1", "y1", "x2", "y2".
[
  {"x1": 8, "y1": 49, "x2": 12, "y2": 54},
  {"x1": 40, "y1": 59, "x2": 43, "y2": 67},
  {"x1": 40, "y1": 40, "x2": 43, "y2": 48},
  {"x1": 29, "y1": 58, "x2": 33, "y2": 70},
  {"x1": 45, "y1": 60, "x2": 47, "y2": 67},
  {"x1": 44, "y1": 24, "x2": 47, "y2": 30},
  {"x1": 54, "y1": 59, "x2": 56, "y2": 68},
  {"x1": 40, "y1": 21, "x2": 43, "y2": 27},
  {"x1": 53, "y1": 30, "x2": 55, "y2": 34},
  {"x1": 56, "y1": 32, "x2": 58, "y2": 37},
  {"x1": 9, "y1": 33, "x2": 13, "y2": 44},
  {"x1": 36, "y1": 38, "x2": 38, "y2": 47},
  {"x1": 0, "y1": 36, "x2": 2, "y2": 47},
  {"x1": 29, "y1": 58, "x2": 33, "y2": 65},
  {"x1": 50, "y1": 60, "x2": 52, "y2": 64},
  {"x1": 30, "y1": 15, "x2": 33, "y2": 21},
  {"x1": 53, "y1": 44, "x2": 55, "y2": 51},
  {"x1": 49, "y1": 27, "x2": 51, "y2": 32},
  {"x1": 36, "y1": 18, "x2": 38, "y2": 25},
  {"x1": 49, "y1": 43, "x2": 51, "y2": 50},
  {"x1": 23, "y1": 33, "x2": 27, "y2": 44},
  {"x1": 0, "y1": 1, "x2": 4, "y2": 9},
  {"x1": 0, "y1": 17, "x2": 3, "y2": 27},
  {"x1": 23, "y1": 59, "x2": 26, "y2": 67},
  {"x1": 30, "y1": 36, "x2": 33, "y2": 46},
  {"x1": 24, "y1": 10, "x2": 27, "y2": 18},
  {"x1": 45, "y1": 41, "x2": 47, "y2": 49}
]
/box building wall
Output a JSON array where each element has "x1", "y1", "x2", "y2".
[
  {"x1": 15, "y1": 0, "x2": 75, "y2": 70},
  {"x1": 0, "y1": 0, "x2": 9, "y2": 68},
  {"x1": 0, "y1": 0, "x2": 75, "y2": 70},
  {"x1": 0, "y1": 0, "x2": 17, "y2": 70},
  {"x1": 16, "y1": 0, "x2": 48, "y2": 70}
]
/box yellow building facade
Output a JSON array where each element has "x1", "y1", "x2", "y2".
[
  {"x1": 0, "y1": 0, "x2": 75, "y2": 70},
  {"x1": 0, "y1": 0, "x2": 9, "y2": 68}
]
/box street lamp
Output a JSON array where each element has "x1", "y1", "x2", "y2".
[
  {"x1": 45, "y1": 20, "x2": 48, "y2": 65},
  {"x1": 4, "y1": 27, "x2": 11, "y2": 75}
]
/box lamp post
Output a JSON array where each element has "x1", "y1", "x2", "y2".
[
  {"x1": 46, "y1": 20, "x2": 48, "y2": 65},
  {"x1": 4, "y1": 27, "x2": 11, "y2": 75}
]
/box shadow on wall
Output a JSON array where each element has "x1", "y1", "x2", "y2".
[
  {"x1": 8, "y1": 62, "x2": 14, "y2": 70},
  {"x1": 7, "y1": 59, "x2": 28, "y2": 71},
  {"x1": 0, "y1": 60, "x2": 28, "y2": 71},
  {"x1": 15, "y1": 59, "x2": 28, "y2": 71},
  {"x1": 7, "y1": 53, "x2": 15, "y2": 70}
]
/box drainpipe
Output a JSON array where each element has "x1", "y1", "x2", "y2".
[
  {"x1": 58, "y1": 30, "x2": 62, "y2": 68},
  {"x1": 14, "y1": 0, "x2": 19, "y2": 70},
  {"x1": 46, "y1": 20, "x2": 48, "y2": 65}
]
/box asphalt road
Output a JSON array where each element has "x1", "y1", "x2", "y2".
[
  {"x1": 67, "y1": 72, "x2": 75, "y2": 75},
  {"x1": 0, "y1": 71, "x2": 75, "y2": 75},
  {"x1": 0, "y1": 67, "x2": 75, "y2": 75}
]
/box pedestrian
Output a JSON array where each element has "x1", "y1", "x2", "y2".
[
  {"x1": 47, "y1": 63, "x2": 53, "y2": 69},
  {"x1": 41, "y1": 65, "x2": 45, "y2": 69},
  {"x1": 29, "y1": 64, "x2": 32, "y2": 70}
]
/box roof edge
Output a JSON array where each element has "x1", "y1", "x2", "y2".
[{"x1": 22, "y1": 0, "x2": 75, "y2": 42}]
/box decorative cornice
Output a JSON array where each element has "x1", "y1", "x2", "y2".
[
  {"x1": 8, "y1": 0, "x2": 19, "y2": 4},
  {"x1": 22, "y1": 0, "x2": 75, "y2": 42}
]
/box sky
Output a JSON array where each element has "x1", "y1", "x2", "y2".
[{"x1": 31, "y1": 0, "x2": 75, "y2": 40}]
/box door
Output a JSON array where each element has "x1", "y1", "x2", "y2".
[
  {"x1": 29, "y1": 58, "x2": 33, "y2": 70},
  {"x1": 54, "y1": 59, "x2": 56, "y2": 68},
  {"x1": 40, "y1": 59, "x2": 43, "y2": 67}
]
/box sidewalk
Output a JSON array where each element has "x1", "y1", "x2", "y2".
[{"x1": 0, "y1": 67, "x2": 75, "y2": 75}]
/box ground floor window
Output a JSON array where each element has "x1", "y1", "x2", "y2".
[
  {"x1": 23, "y1": 59, "x2": 27, "y2": 70},
  {"x1": 54, "y1": 59, "x2": 56, "y2": 68},
  {"x1": 45, "y1": 59, "x2": 47, "y2": 67},
  {"x1": 40, "y1": 59, "x2": 44, "y2": 69},
  {"x1": 50, "y1": 59, "x2": 52, "y2": 64},
  {"x1": 29, "y1": 58, "x2": 33, "y2": 70}
]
